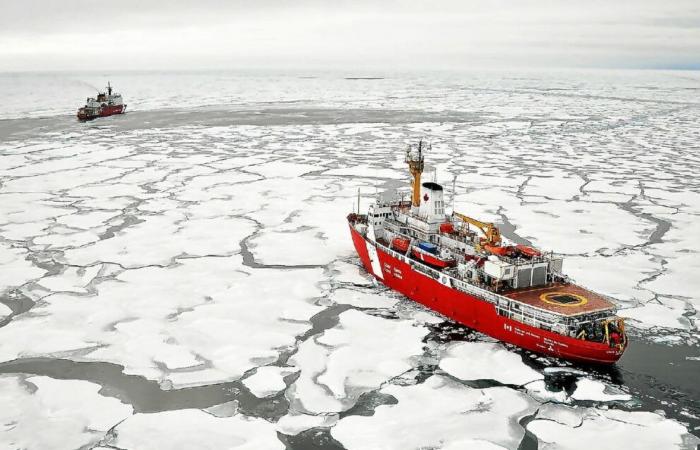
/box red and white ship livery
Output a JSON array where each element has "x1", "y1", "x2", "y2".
[
  {"x1": 347, "y1": 140, "x2": 627, "y2": 364},
  {"x1": 77, "y1": 82, "x2": 126, "y2": 121}
]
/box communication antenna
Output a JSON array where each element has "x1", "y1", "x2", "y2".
[{"x1": 357, "y1": 188, "x2": 361, "y2": 214}]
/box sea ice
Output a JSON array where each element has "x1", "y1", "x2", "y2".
[
  {"x1": 323, "y1": 165, "x2": 403, "y2": 180},
  {"x1": 37, "y1": 265, "x2": 101, "y2": 294},
  {"x1": 439, "y1": 342, "x2": 543, "y2": 385},
  {"x1": 330, "y1": 260, "x2": 373, "y2": 286},
  {"x1": 242, "y1": 365, "x2": 298, "y2": 398},
  {"x1": 330, "y1": 287, "x2": 399, "y2": 308},
  {"x1": 0, "y1": 256, "x2": 326, "y2": 388},
  {"x1": 528, "y1": 404, "x2": 696, "y2": 450},
  {"x1": 332, "y1": 375, "x2": 536, "y2": 450},
  {"x1": 64, "y1": 214, "x2": 256, "y2": 268},
  {"x1": 289, "y1": 309, "x2": 427, "y2": 413},
  {"x1": 0, "y1": 375, "x2": 132, "y2": 450},
  {"x1": 276, "y1": 411, "x2": 339, "y2": 435},
  {"x1": 0, "y1": 302, "x2": 12, "y2": 320},
  {"x1": 570, "y1": 378, "x2": 632, "y2": 402},
  {"x1": 111, "y1": 409, "x2": 284, "y2": 450},
  {"x1": 622, "y1": 301, "x2": 689, "y2": 330},
  {"x1": 0, "y1": 243, "x2": 45, "y2": 292}
]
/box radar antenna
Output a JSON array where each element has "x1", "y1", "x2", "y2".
[{"x1": 405, "y1": 139, "x2": 428, "y2": 208}]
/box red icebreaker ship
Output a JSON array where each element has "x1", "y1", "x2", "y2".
[
  {"x1": 77, "y1": 82, "x2": 126, "y2": 121},
  {"x1": 347, "y1": 140, "x2": 627, "y2": 364}
]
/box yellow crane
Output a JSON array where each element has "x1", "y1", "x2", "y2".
[{"x1": 453, "y1": 212, "x2": 502, "y2": 249}]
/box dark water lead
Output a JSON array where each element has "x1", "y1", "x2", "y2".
[
  {"x1": 0, "y1": 290, "x2": 35, "y2": 328},
  {"x1": 0, "y1": 357, "x2": 289, "y2": 419}
]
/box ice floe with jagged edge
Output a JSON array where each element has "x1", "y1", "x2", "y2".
[
  {"x1": 330, "y1": 287, "x2": 400, "y2": 308},
  {"x1": 332, "y1": 375, "x2": 537, "y2": 450},
  {"x1": 108, "y1": 409, "x2": 284, "y2": 450},
  {"x1": 36, "y1": 265, "x2": 102, "y2": 294},
  {"x1": 0, "y1": 302, "x2": 12, "y2": 320},
  {"x1": 0, "y1": 375, "x2": 132, "y2": 450},
  {"x1": 242, "y1": 365, "x2": 298, "y2": 398},
  {"x1": 569, "y1": 377, "x2": 632, "y2": 402},
  {"x1": 323, "y1": 164, "x2": 404, "y2": 179},
  {"x1": 246, "y1": 179, "x2": 359, "y2": 265},
  {"x1": 527, "y1": 403, "x2": 700, "y2": 450},
  {"x1": 275, "y1": 411, "x2": 339, "y2": 435},
  {"x1": 287, "y1": 309, "x2": 427, "y2": 413},
  {"x1": 622, "y1": 298, "x2": 693, "y2": 331},
  {"x1": 329, "y1": 260, "x2": 373, "y2": 286},
  {"x1": 0, "y1": 243, "x2": 46, "y2": 292},
  {"x1": 0, "y1": 256, "x2": 326, "y2": 388},
  {"x1": 440, "y1": 341, "x2": 543, "y2": 386},
  {"x1": 566, "y1": 252, "x2": 658, "y2": 306},
  {"x1": 63, "y1": 214, "x2": 256, "y2": 267}
]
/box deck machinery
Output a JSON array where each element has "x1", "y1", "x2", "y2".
[{"x1": 348, "y1": 140, "x2": 627, "y2": 364}]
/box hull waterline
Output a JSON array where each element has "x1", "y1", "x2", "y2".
[{"x1": 350, "y1": 224, "x2": 625, "y2": 365}]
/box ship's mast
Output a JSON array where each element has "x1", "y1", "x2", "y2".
[
  {"x1": 107, "y1": 81, "x2": 112, "y2": 96},
  {"x1": 405, "y1": 140, "x2": 426, "y2": 209}
]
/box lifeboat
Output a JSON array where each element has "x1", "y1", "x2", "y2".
[
  {"x1": 391, "y1": 237, "x2": 410, "y2": 253},
  {"x1": 516, "y1": 244, "x2": 542, "y2": 258},
  {"x1": 412, "y1": 244, "x2": 456, "y2": 269},
  {"x1": 483, "y1": 244, "x2": 512, "y2": 256},
  {"x1": 439, "y1": 222, "x2": 454, "y2": 234}
]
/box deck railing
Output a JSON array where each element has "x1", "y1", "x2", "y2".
[{"x1": 367, "y1": 234, "x2": 615, "y2": 335}]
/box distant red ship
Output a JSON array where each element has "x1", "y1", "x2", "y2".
[
  {"x1": 77, "y1": 82, "x2": 126, "y2": 121},
  {"x1": 348, "y1": 140, "x2": 627, "y2": 364}
]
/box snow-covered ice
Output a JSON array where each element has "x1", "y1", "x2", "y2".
[
  {"x1": 1, "y1": 70, "x2": 699, "y2": 449},
  {"x1": 243, "y1": 365, "x2": 298, "y2": 398},
  {"x1": 440, "y1": 342, "x2": 543, "y2": 385},
  {"x1": 0, "y1": 375, "x2": 132, "y2": 450},
  {"x1": 528, "y1": 404, "x2": 697, "y2": 450},
  {"x1": 330, "y1": 287, "x2": 399, "y2": 308},
  {"x1": 570, "y1": 378, "x2": 632, "y2": 402},
  {"x1": 111, "y1": 409, "x2": 284, "y2": 450},
  {"x1": 332, "y1": 375, "x2": 536, "y2": 450},
  {"x1": 289, "y1": 309, "x2": 427, "y2": 413}
]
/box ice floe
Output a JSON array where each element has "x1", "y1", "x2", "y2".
[
  {"x1": 570, "y1": 378, "x2": 632, "y2": 402},
  {"x1": 111, "y1": 409, "x2": 283, "y2": 450},
  {"x1": 0, "y1": 256, "x2": 325, "y2": 388},
  {"x1": 440, "y1": 342, "x2": 543, "y2": 385},
  {"x1": 0, "y1": 375, "x2": 132, "y2": 450},
  {"x1": 528, "y1": 404, "x2": 697, "y2": 450},
  {"x1": 0, "y1": 244, "x2": 45, "y2": 292},
  {"x1": 276, "y1": 411, "x2": 339, "y2": 435},
  {"x1": 289, "y1": 309, "x2": 427, "y2": 413},
  {"x1": 330, "y1": 260, "x2": 373, "y2": 286},
  {"x1": 37, "y1": 265, "x2": 101, "y2": 294},
  {"x1": 64, "y1": 214, "x2": 256, "y2": 267},
  {"x1": 330, "y1": 287, "x2": 398, "y2": 308},
  {"x1": 0, "y1": 302, "x2": 11, "y2": 320},
  {"x1": 243, "y1": 365, "x2": 298, "y2": 398},
  {"x1": 622, "y1": 301, "x2": 690, "y2": 330},
  {"x1": 332, "y1": 375, "x2": 536, "y2": 450}
]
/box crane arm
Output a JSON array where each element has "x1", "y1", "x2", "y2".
[{"x1": 453, "y1": 212, "x2": 502, "y2": 246}]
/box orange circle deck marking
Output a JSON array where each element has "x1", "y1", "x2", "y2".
[{"x1": 539, "y1": 292, "x2": 588, "y2": 307}]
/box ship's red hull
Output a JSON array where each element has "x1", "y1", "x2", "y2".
[
  {"x1": 77, "y1": 104, "x2": 126, "y2": 121},
  {"x1": 350, "y1": 225, "x2": 624, "y2": 364}
]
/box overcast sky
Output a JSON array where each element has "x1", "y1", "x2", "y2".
[{"x1": 1, "y1": 0, "x2": 698, "y2": 71}]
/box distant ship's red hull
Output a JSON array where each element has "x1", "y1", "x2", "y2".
[
  {"x1": 77, "y1": 104, "x2": 126, "y2": 121},
  {"x1": 349, "y1": 224, "x2": 624, "y2": 364}
]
